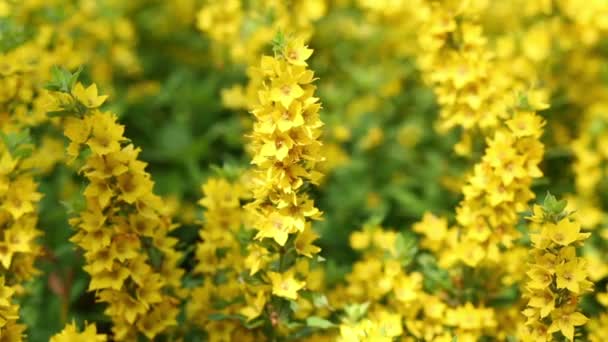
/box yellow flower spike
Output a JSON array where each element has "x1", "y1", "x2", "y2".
[
  {"x1": 268, "y1": 270, "x2": 305, "y2": 300},
  {"x1": 72, "y1": 82, "x2": 108, "y2": 108},
  {"x1": 522, "y1": 199, "x2": 593, "y2": 340},
  {"x1": 48, "y1": 81, "x2": 184, "y2": 339}
]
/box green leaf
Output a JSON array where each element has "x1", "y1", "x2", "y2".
[
  {"x1": 418, "y1": 254, "x2": 452, "y2": 293},
  {"x1": 543, "y1": 191, "x2": 566, "y2": 213},
  {"x1": 45, "y1": 65, "x2": 82, "y2": 93},
  {"x1": 69, "y1": 65, "x2": 83, "y2": 89},
  {"x1": 69, "y1": 277, "x2": 88, "y2": 304},
  {"x1": 271, "y1": 30, "x2": 287, "y2": 56},
  {"x1": 207, "y1": 313, "x2": 243, "y2": 321},
  {"x1": 60, "y1": 185, "x2": 86, "y2": 215},
  {"x1": 286, "y1": 321, "x2": 304, "y2": 330},
  {"x1": 244, "y1": 318, "x2": 265, "y2": 329},
  {"x1": 541, "y1": 191, "x2": 568, "y2": 221},
  {"x1": 46, "y1": 109, "x2": 73, "y2": 118},
  {"x1": 306, "y1": 316, "x2": 336, "y2": 329},
  {"x1": 0, "y1": 129, "x2": 33, "y2": 158},
  {"x1": 394, "y1": 231, "x2": 418, "y2": 266},
  {"x1": 343, "y1": 302, "x2": 369, "y2": 322},
  {"x1": 312, "y1": 293, "x2": 331, "y2": 310}
]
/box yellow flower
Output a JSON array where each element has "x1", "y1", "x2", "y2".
[
  {"x1": 295, "y1": 225, "x2": 321, "y2": 258},
  {"x1": 244, "y1": 244, "x2": 269, "y2": 276},
  {"x1": 268, "y1": 270, "x2": 305, "y2": 300},
  {"x1": 373, "y1": 311, "x2": 403, "y2": 338},
  {"x1": 548, "y1": 309, "x2": 588, "y2": 341},
  {"x1": 255, "y1": 211, "x2": 292, "y2": 246},
  {"x1": 88, "y1": 265, "x2": 130, "y2": 291},
  {"x1": 85, "y1": 112, "x2": 124, "y2": 155},
  {"x1": 283, "y1": 38, "x2": 313, "y2": 66},
  {"x1": 506, "y1": 111, "x2": 545, "y2": 138},
  {"x1": 50, "y1": 322, "x2": 107, "y2": 342},
  {"x1": 526, "y1": 266, "x2": 553, "y2": 290},
  {"x1": 527, "y1": 290, "x2": 555, "y2": 318},
  {"x1": 240, "y1": 291, "x2": 267, "y2": 321},
  {"x1": 393, "y1": 272, "x2": 422, "y2": 303},
  {"x1": 72, "y1": 82, "x2": 108, "y2": 108},
  {"x1": 116, "y1": 170, "x2": 152, "y2": 204},
  {"x1": 518, "y1": 323, "x2": 551, "y2": 342},
  {"x1": 258, "y1": 133, "x2": 294, "y2": 161},
  {"x1": 196, "y1": 0, "x2": 242, "y2": 43},
  {"x1": 0, "y1": 278, "x2": 19, "y2": 331},
  {"x1": 413, "y1": 212, "x2": 448, "y2": 251},
  {"x1": 455, "y1": 241, "x2": 485, "y2": 267},
  {"x1": 530, "y1": 231, "x2": 552, "y2": 250},
  {"x1": 220, "y1": 85, "x2": 247, "y2": 110},
  {"x1": 555, "y1": 260, "x2": 588, "y2": 293},
  {"x1": 543, "y1": 219, "x2": 585, "y2": 246},
  {"x1": 3, "y1": 176, "x2": 42, "y2": 219},
  {"x1": 349, "y1": 229, "x2": 371, "y2": 250},
  {"x1": 269, "y1": 67, "x2": 306, "y2": 109},
  {"x1": 64, "y1": 117, "x2": 91, "y2": 145}
]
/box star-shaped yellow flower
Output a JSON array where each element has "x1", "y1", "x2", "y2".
[
  {"x1": 268, "y1": 270, "x2": 305, "y2": 300},
  {"x1": 72, "y1": 82, "x2": 108, "y2": 108}
]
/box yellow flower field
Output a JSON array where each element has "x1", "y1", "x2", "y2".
[{"x1": 1, "y1": 0, "x2": 608, "y2": 341}]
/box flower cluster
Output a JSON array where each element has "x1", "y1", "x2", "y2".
[
  {"x1": 236, "y1": 36, "x2": 326, "y2": 334},
  {"x1": 3, "y1": 0, "x2": 608, "y2": 340},
  {"x1": 337, "y1": 309, "x2": 403, "y2": 342},
  {"x1": 520, "y1": 197, "x2": 593, "y2": 341},
  {"x1": 418, "y1": 1, "x2": 513, "y2": 153},
  {"x1": 196, "y1": 0, "x2": 326, "y2": 63},
  {"x1": 186, "y1": 177, "x2": 261, "y2": 339},
  {"x1": 48, "y1": 81, "x2": 184, "y2": 340},
  {"x1": 443, "y1": 109, "x2": 546, "y2": 267},
  {"x1": 330, "y1": 224, "x2": 499, "y2": 341},
  {"x1": 0, "y1": 129, "x2": 42, "y2": 289}
]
